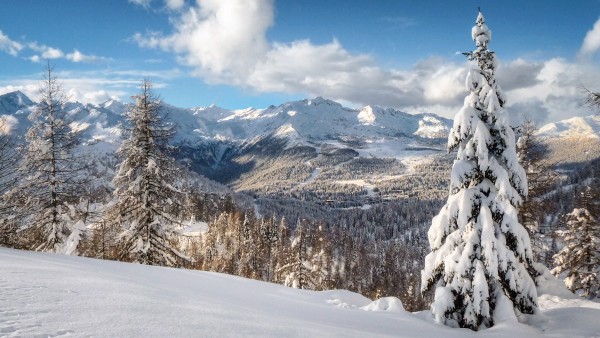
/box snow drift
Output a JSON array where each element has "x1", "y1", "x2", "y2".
[{"x1": 1, "y1": 248, "x2": 599, "y2": 337}]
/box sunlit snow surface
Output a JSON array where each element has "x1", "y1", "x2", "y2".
[
  {"x1": 1, "y1": 248, "x2": 599, "y2": 337},
  {"x1": 537, "y1": 115, "x2": 600, "y2": 139}
]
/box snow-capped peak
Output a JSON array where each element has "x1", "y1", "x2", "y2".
[
  {"x1": 537, "y1": 115, "x2": 600, "y2": 139},
  {"x1": 0, "y1": 92, "x2": 453, "y2": 147},
  {"x1": 101, "y1": 99, "x2": 127, "y2": 115},
  {"x1": 306, "y1": 96, "x2": 342, "y2": 107},
  {"x1": 0, "y1": 91, "x2": 34, "y2": 114}
]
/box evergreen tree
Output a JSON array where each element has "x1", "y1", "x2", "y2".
[
  {"x1": 309, "y1": 223, "x2": 333, "y2": 290},
  {"x1": 202, "y1": 218, "x2": 218, "y2": 269},
  {"x1": 260, "y1": 215, "x2": 279, "y2": 282},
  {"x1": 421, "y1": 11, "x2": 537, "y2": 330},
  {"x1": 103, "y1": 80, "x2": 188, "y2": 266},
  {"x1": 273, "y1": 216, "x2": 291, "y2": 284},
  {"x1": 5, "y1": 63, "x2": 86, "y2": 252},
  {"x1": 238, "y1": 211, "x2": 260, "y2": 278},
  {"x1": 516, "y1": 119, "x2": 556, "y2": 265},
  {"x1": 280, "y1": 220, "x2": 312, "y2": 289},
  {"x1": 552, "y1": 184, "x2": 600, "y2": 299},
  {"x1": 0, "y1": 118, "x2": 19, "y2": 247}
]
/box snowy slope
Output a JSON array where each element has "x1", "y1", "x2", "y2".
[
  {"x1": 1, "y1": 248, "x2": 599, "y2": 337},
  {"x1": 537, "y1": 115, "x2": 600, "y2": 139},
  {"x1": 534, "y1": 115, "x2": 600, "y2": 165}
]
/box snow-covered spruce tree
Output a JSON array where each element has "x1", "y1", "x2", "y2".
[
  {"x1": 280, "y1": 220, "x2": 313, "y2": 289},
  {"x1": 309, "y1": 223, "x2": 334, "y2": 290},
  {"x1": 5, "y1": 63, "x2": 87, "y2": 252},
  {"x1": 421, "y1": 11, "x2": 537, "y2": 330},
  {"x1": 103, "y1": 80, "x2": 189, "y2": 267},
  {"x1": 552, "y1": 185, "x2": 600, "y2": 299}
]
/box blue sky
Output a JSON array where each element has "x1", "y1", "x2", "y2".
[{"x1": 2, "y1": 0, "x2": 600, "y2": 123}]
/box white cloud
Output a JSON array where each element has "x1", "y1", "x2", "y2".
[
  {"x1": 129, "y1": 1, "x2": 476, "y2": 111},
  {"x1": 135, "y1": 0, "x2": 273, "y2": 83},
  {"x1": 130, "y1": 0, "x2": 600, "y2": 125},
  {"x1": 578, "y1": 16, "x2": 600, "y2": 61},
  {"x1": 65, "y1": 87, "x2": 124, "y2": 104},
  {"x1": 28, "y1": 47, "x2": 108, "y2": 64},
  {"x1": 65, "y1": 49, "x2": 111, "y2": 63},
  {"x1": 128, "y1": 0, "x2": 152, "y2": 9},
  {"x1": 0, "y1": 68, "x2": 176, "y2": 105},
  {"x1": 0, "y1": 31, "x2": 108, "y2": 64},
  {"x1": 29, "y1": 42, "x2": 64, "y2": 59},
  {"x1": 0, "y1": 30, "x2": 23, "y2": 56},
  {"x1": 42, "y1": 47, "x2": 64, "y2": 59},
  {"x1": 419, "y1": 60, "x2": 465, "y2": 105},
  {"x1": 165, "y1": 0, "x2": 185, "y2": 11},
  {"x1": 0, "y1": 84, "x2": 39, "y2": 102}
]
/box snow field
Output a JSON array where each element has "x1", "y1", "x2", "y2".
[{"x1": 1, "y1": 248, "x2": 600, "y2": 337}]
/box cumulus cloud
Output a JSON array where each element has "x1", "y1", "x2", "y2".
[
  {"x1": 133, "y1": 0, "x2": 467, "y2": 109},
  {"x1": 29, "y1": 42, "x2": 65, "y2": 59},
  {"x1": 496, "y1": 59, "x2": 543, "y2": 91},
  {"x1": 135, "y1": 0, "x2": 273, "y2": 83},
  {"x1": 578, "y1": 16, "x2": 600, "y2": 61},
  {"x1": 130, "y1": 0, "x2": 599, "y2": 125}
]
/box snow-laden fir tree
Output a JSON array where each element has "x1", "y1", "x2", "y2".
[
  {"x1": 421, "y1": 11, "x2": 537, "y2": 330},
  {"x1": 552, "y1": 184, "x2": 600, "y2": 299},
  {"x1": 5, "y1": 63, "x2": 86, "y2": 252},
  {"x1": 103, "y1": 80, "x2": 188, "y2": 267}
]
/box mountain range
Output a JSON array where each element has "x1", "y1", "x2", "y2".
[
  {"x1": 1, "y1": 90, "x2": 598, "y2": 219},
  {"x1": 3, "y1": 90, "x2": 598, "y2": 149},
  {"x1": 0, "y1": 91, "x2": 451, "y2": 146}
]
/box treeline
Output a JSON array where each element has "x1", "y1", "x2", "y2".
[{"x1": 182, "y1": 207, "x2": 431, "y2": 311}]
